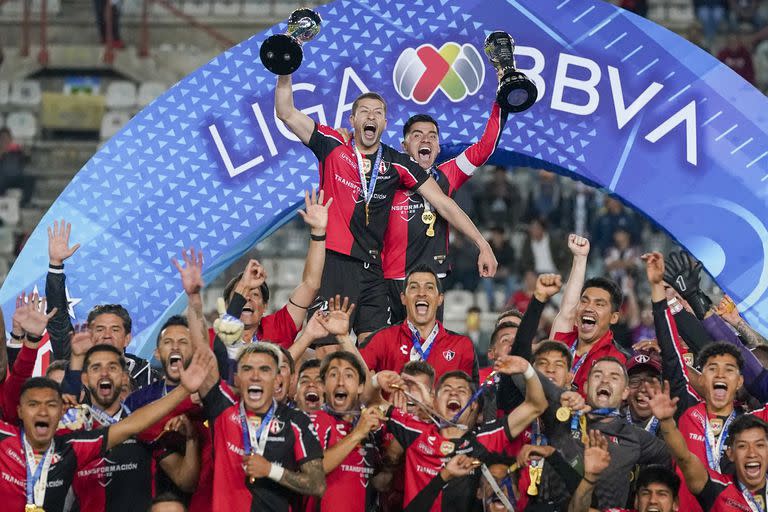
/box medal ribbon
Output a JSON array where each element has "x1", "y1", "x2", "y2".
[
  {"x1": 240, "y1": 400, "x2": 276, "y2": 456},
  {"x1": 88, "y1": 403, "x2": 128, "y2": 427},
  {"x1": 448, "y1": 371, "x2": 499, "y2": 425},
  {"x1": 322, "y1": 404, "x2": 363, "y2": 429},
  {"x1": 738, "y1": 479, "x2": 768, "y2": 512},
  {"x1": 624, "y1": 409, "x2": 659, "y2": 434},
  {"x1": 569, "y1": 343, "x2": 586, "y2": 376},
  {"x1": 406, "y1": 321, "x2": 440, "y2": 362},
  {"x1": 351, "y1": 141, "x2": 383, "y2": 211},
  {"x1": 22, "y1": 432, "x2": 54, "y2": 508},
  {"x1": 704, "y1": 411, "x2": 736, "y2": 471},
  {"x1": 480, "y1": 463, "x2": 516, "y2": 512},
  {"x1": 531, "y1": 418, "x2": 548, "y2": 447}
]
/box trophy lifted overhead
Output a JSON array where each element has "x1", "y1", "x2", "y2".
[
  {"x1": 260, "y1": 8, "x2": 322, "y2": 75},
  {"x1": 484, "y1": 30, "x2": 538, "y2": 112}
]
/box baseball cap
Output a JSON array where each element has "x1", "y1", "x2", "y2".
[{"x1": 627, "y1": 350, "x2": 662, "y2": 375}]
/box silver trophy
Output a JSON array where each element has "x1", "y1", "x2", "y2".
[
  {"x1": 484, "y1": 31, "x2": 538, "y2": 112},
  {"x1": 260, "y1": 8, "x2": 322, "y2": 75}
]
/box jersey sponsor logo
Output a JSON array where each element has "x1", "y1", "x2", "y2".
[
  {"x1": 392, "y1": 193, "x2": 424, "y2": 222},
  {"x1": 77, "y1": 457, "x2": 140, "y2": 487},
  {"x1": 427, "y1": 435, "x2": 437, "y2": 445},
  {"x1": 47, "y1": 479, "x2": 64, "y2": 488},
  {"x1": 1, "y1": 471, "x2": 25, "y2": 487},
  {"x1": 5, "y1": 448, "x2": 23, "y2": 465},
  {"x1": 393, "y1": 43, "x2": 485, "y2": 105},
  {"x1": 336, "y1": 424, "x2": 348, "y2": 437},
  {"x1": 416, "y1": 464, "x2": 439, "y2": 476},
  {"x1": 417, "y1": 442, "x2": 434, "y2": 455},
  {"x1": 226, "y1": 440, "x2": 246, "y2": 456},
  {"x1": 443, "y1": 350, "x2": 455, "y2": 361},
  {"x1": 688, "y1": 433, "x2": 706, "y2": 442},
  {"x1": 400, "y1": 344, "x2": 409, "y2": 356}
]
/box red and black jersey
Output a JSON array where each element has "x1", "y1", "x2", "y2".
[
  {"x1": 306, "y1": 409, "x2": 382, "y2": 512},
  {"x1": 382, "y1": 102, "x2": 507, "y2": 279},
  {"x1": 306, "y1": 123, "x2": 430, "y2": 263},
  {"x1": 697, "y1": 474, "x2": 758, "y2": 511},
  {"x1": 202, "y1": 382, "x2": 322, "y2": 512},
  {"x1": 0, "y1": 420, "x2": 107, "y2": 510},
  {"x1": 360, "y1": 321, "x2": 478, "y2": 384},
  {"x1": 553, "y1": 327, "x2": 628, "y2": 395},
  {"x1": 386, "y1": 407, "x2": 514, "y2": 511}
]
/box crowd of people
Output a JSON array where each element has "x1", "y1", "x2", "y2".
[{"x1": 0, "y1": 59, "x2": 767, "y2": 512}]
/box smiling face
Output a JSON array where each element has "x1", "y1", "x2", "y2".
[
  {"x1": 701, "y1": 353, "x2": 743, "y2": 414},
  {"x1": 533, "y1": 350, "x2": 571, "y2": 389},
  {"x1": 349, "y1": 97, "x2": 387, "y2": 151},
  {"x1": 237, "y1": 286, "x2": 267, "y2": 330},
  {"x1": 296, "y1": 366, "x2": 324, "y2": 413},
  {"x1": 435, "y1": 376, "x2": 476, "y2": 424},
  {"x1": 235, "y1": 352, "x2": 278, "y2": 413},
  {"x1": 728, "y1": 427, "x2": 768, "y2": 493},
  {"x1": 274, "y1": 358, "x2": 292, "y2": 403},
  {"x1": 18, "y1": 387, "x2": 63, "y2": 451},
  {"x1": 586, "y1": 360, "x2": 629, "y2": 410},
  {"x1": 402, "y1": 271, "x2": 444, "y2": 328},
  {"x1": 82, "y1": 350, "x2": 124, "y2": 410},
  {"x1": 635, "y1": 482, "x2": 678, "y2": 512},
  {"x1": 155, "y1": 324, "x2": 193, "y2": 384},
  {"x1": 323, "y1": 357, "x2": 364, "y2": 413},
  {"x1": 576, "y1": 287, "x2": 619, "y2": 345},
  {"x1": 90, "y1": 313, "x2": 131, "y2": 349},
  {"x1": 627, "y1": 370, "x2": 661, "y2": 420},
  {"x1": 403, "y1": 121, "x2": 440, "y2": 169}
]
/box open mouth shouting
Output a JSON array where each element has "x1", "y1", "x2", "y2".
[
  {"x1": 595, "y1": 386, "x2": 612, "y2": 404},
  {"x1": 32, "y1": 419, "x2": 52, "y2": 438},
  {"x1": 446, "y1": 398, "x2": 462, "y2": 415},
  {"x1": 247, "y1": 385, "x2": 264, "y2": 403},
  {"x1": 644, "y1": 507, "x2": 662, "y2": 512},
  {"x1": 414, "y1": 300, "x2": 430, "y2": 317},
  {"x1": 744, "y1": 460, "x2": 763, "y2": 479},
  {"x1": 488, "y1": 496, "x2": 508, "y2": 512},
  {"x1": 168, "y1": 353, "x2": 183, "y2": 373},
  {"x1": 304, "y1": 391, "x2": 321, "y2": 408},
  {"x1": 416, "y1": 146, "x2": 433, "y2": 167},
  {"x1": 711, "y1": 381, "x2": 729, "y2": 402},
  {"x1": 362, "y1": 122, "x2": 378, "y2": 144},
  {"x1": 97, "y1": 378, "x2": 115, "y2": 400},
  {"x1": 332, "y1": 388, "x2": 350, "y2": 409},
  {"x1": 579, "y1": 312, "x2": 598, "y2": 336}
]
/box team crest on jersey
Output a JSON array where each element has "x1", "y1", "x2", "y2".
[
  {"x1": 439, "y1": 441, "x2": 454, "y2": 455},
  {"x1": 443, "y1": 350, "x2": 455, "y2": 361},
  {"x1": 270, "y1": 419, "x2": 285, "y2": 434},
  {"x1": 710, "y1": 418, "x2": 724, "y2": 436},
  {"x1": 682, "y1": 352, "x2": 694, "y2": 366}
]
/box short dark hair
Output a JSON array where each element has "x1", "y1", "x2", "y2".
[
  {"x1": 83, "y1": 344, "x2": 127, "y2": 371},
  {"x1": 404, "y1": 264, "x2": 442, "y2": 293},
  {"x1": 87, "y1": 304, "x2": 132, "y2": 333},
  {"x1": 223, "y1": 271, "x2": 270, "y2": 306},
  {"x1": 402, "y1": 360, "x2": 436, "y2": 389},
  {"x1": 45, "y1": 359, "x2": 69, "y2": 377},
  {"x1": 279, "y1": 346, "x2": 295, "y2": 375},
  {"x1": 496, "y1": 309, "x2": 523, "y2": 325},
  {"x1": 726, "y1": 414, "x2": 768, "y2": 447},
  {"x1": 20, "y1": 377, "x2": 62, "y2": 400},
  {"x1": 352, "y1": 92, "x2": 386, "y2": 115},
  {"x1": 588, "y1": 356, "x2": 628, "y2": 384},
  {"x1": 403, "y1": 113, "x2": 439, "y2": 139},
  {"x1": 149, "y1": 492, "x2": 187, "y2": 511},
  {"x1": 156, "y1": 315, "x2": 189, "y2": 346},
  {"x1": 635, "y1": 465, "x2": 680, "y2": 499},
  {"x1": 436, "y1": 370, "x2": 476, "y2": 394},
  {"x1": 237, "y1": 343, "x2": 280, "y2": 369},
  {"x1": 581, "y1": 277, "x2": 623, "y2": 312},
  {"x1": 697, "y1": 342, "x2": 745, "y2": 371},
  {"x1": 320, "y1": 351, "x2": 366, "y2": 385},
  {"x1": 298, "y1": 358, "x2": 321, "y2": 378},
  {"x1": 489, "y1": 321, "x2": 519, "y2": 350},
  {"x1": 533, "y1": 340, "x2": 573, "y2": 370}
]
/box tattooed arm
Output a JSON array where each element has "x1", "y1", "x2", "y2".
[
  {"x1": 279, "y1": 459, "x2": 326, "y2": 496},
  {"x1": 732, "y1": 318, "x2": 768, "y2": 348}
]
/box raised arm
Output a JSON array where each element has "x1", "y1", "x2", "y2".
[
  {"x1": 275, "y1": 74, "x2": 315, "y2": 144},
  {"x1": 285, "y1": 188, "x2": 331, "y2": 329},
  {"x1": 416, "y1": 177, "x2": 497, "y2": 277},
  {"x1": 494, "y1": 355, "x2": 547, "y2": 438},
  {"x1": 717, "y1": 294, "x2": 768, "y2": 348},
  {"x1": 321, "y1": 407, "x2": 383, "y2": 474},
  {"x1": 172, "y1": 247, "x2": 209, "y2": 352},
  {"x1": 157, "y1": 414, "x2": 201, "y2": 493},
  {"x1": 46, "y1": 219, "x2": 80, "y2": 360},
  {"x1": 550, "y1": 235, "x2": 590, "y2": 336}
]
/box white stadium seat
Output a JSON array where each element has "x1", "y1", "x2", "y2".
[
  {"x1": 5, "y1": 111, "x2": 37, "y2": 140},
  {"x1": 9, "y1": 80, "x2": 42, "y2": 108},
  {"x1": 105, "y1": 80, "x2": 138, "y2": 109},
  {"x1": 212, "y1": 0, "x2": 241, "y2": 16},
  {"x1": 137, "y1": 81, "x2": 167, "y2": 107},
  {"x1": 100, "y1": 111, "x2": 132, "y2": 140},
  {"x1": 183, "y1": 0, "x2": 210, "y2": 16}
]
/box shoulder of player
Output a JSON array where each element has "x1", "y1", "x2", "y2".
[
  {"x1": 279, "y1": 403, "x2": 313, "y2": 424},
  {"x1": 358, "y1": 324, "x2": 399, "y2": 350},
  {"x1": 0, "y1": 421, "x2": 19, "y2": 440},
  {"x1": 474, "y1": 418, "x2": 506, "y2": 437},
  {"x1": 441, "y1": 328, "x2": 473, "y2": 345},
  {"x1": 315, "y1": 124, "x2": 346, "y2": 145}
]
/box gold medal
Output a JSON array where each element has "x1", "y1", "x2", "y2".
[
  {"x1": 755, "y1": 494, "x2": 765, "y2": 510},
  {"x1": 556, "y1": 406, "x2": 571, "y2": 422},
  {"x1": 439, "y1": 441, "x2": 454, "y2": 456},
  {"x1": 25, "y1": 506, "x2": 44, "y2": 512}
]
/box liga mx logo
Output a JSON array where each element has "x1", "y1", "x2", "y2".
[{"x1": 393, "y1": 42, "x2": 485, "y2": 104}]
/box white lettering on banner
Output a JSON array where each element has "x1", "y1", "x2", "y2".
[{"x1": 516, "y1": 45, "x2": 699, "y2": 166}]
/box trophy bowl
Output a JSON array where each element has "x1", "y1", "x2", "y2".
[
  {"x1": 260, "y1": 8, "x2": 322, "y2": 75},
  {"x1": 484, "y1": 31, "x2": 538, "y2": 113}
]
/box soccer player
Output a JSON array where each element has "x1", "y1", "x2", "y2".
[
  {"x1": 275, "y1": 75, "x2": 497, "y2": 340},
  {"x1": 68, "y1": 344, "x2": 200, "y2": 511},
  {"x1": 383, "y1": 103, "x2": 509, "y2": 324},
  {"x1": 0, "y1": 348, "x2": 212, "y2": 510},
  {"x1": 360, "y1": 264, "x2": 477, "y2": 383},
  {"x1": 624, "y1": 350, "x2": 663, "y2": 434},
  {"x1": 649, "y1": 382, "x2": 768, "y2": 512},
  {"x1": 197, "y1": 343, "x2": 325, "y2": 510},
  {"x1": 479, "y1": 320, "x2": 519, "y2": 381},
  {"x1": 550, "y1": 235, "x2": 628, "y2": 393},
  {"x1": 295, "y1": 359, "x2": 324, "y2": 414}
]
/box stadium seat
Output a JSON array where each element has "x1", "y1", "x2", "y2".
[
  {"x1": 443, "y1": 290, "x2": 475, "y2": 319},
  {"x1": 0, "y1": 0, "x2": 23, "y2": 15},
  {"x1": 9, "y1": 80, "x2": 42, "y2": 108},
  {"x1": 212, "y1": 0, "x2": 241, "y2": 16},
  {"x1": 183, "y1": 0, "x2": 211, "y2": 15},
  {"x1": 100, "y1": 111, "x2": 132, "y2": 140},
  {"x1": 151, "y1": 0, "x2": 179, "y2": 17},
  {"x1": 5, "y1": 112, "x2": 37, "y2": 140},
  {"x1": 0, "y1": 197, "x2": 21, "y2": 228},
  {"x1": 0, "y1": 81, "x2": 9, "y2": 105},
  {"x1": 105, "y1": 81, "x2": 138, "y2": 109},
  {"x1": 122, "y1": 0, "x2": 142, "y2": 15},
  {"x1": 137, "y1": 82, "x2": 167, "y2": 107}
]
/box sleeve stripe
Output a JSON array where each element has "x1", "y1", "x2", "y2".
[
  {"x1": 291, "y1": 421, "x2": 309, "y2": 459},
  {"x1": 66, "y1": 436, "x2": 103, "y2": 445},
  {"x1": 0, "y1": 426, "x2": 17, "y2": 437},
  {"x1": 316, "y1": 126, "x2": 345, "y2": 145},
  {"x1": 455, "y1": 152, "x2": 477, "y2": 176},
  {"x1": 389, "y1": 417, "x2": 425, "y2": 436},
  {"x1": 220, "y1": 384, "x2": 237, "y2": 404},
  {"x1": 476, "y1": 425, "x2": 505, "y2": 438}
]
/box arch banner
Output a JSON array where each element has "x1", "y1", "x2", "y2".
[{"x1": 2, "y1": 0, "x2": 767, "y2": 358}]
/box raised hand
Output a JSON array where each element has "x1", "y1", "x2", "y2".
[
  {"x1": 318, "y1": 295, "x2": 355, "y2": 336},
  {"x1": 560, "y1": 391, "x2": 590, "y2": 414},
  {"x1": 664, "y1": 251, "x2": 702, "y2": 295},
  {"x1": 179, "y1": 348, "x2": 216, "y2": 394},
  {"x1": 12, "y1": 293, "x2": 29, "y2": 337},
  {"x1": 568, "y1": 234, "x2": 590, "y2": 257},
  {"x1": 164, "y1": 414, "x2": 195, "y2": 439},
  {"x1": 172, "y1": 247, "x2": 205, "y2": 296},
  {"x1": 716, "y1": 295, "x2": 741, "y2": 326},
  {"x1": 297, "y1": 187, "x2": 333, "y2": 234},
  {"x1": 478, "y1": 244, "x2": 498, "y2": 278},
  {"x1": 515, "y1": 444, "x2": 555, "y2": 468},
  {"x1": 641, "y1": 252, "x2": 665, "y2": 285},
  {"x1": 533, "y1": 273, "x2": 563, "y2": 302},
  {"x1": 645, "y1": 380, "x2": 679, "y2": 422},
  {"x1": 70, "y1": 323, "x2": 94, "y2": 357},
  {"x1": 440, "y1": 454, "x2": 480, "y2": 481},
  {"x1": 48, "y1": 219, "x2": 81, "y2": 265},
  {"x1": 375, "y1": 370, "x2": 406, "y2": 395},
  {"x1": 493, "y1": 355, "x2": 532, "y2": 376},
  {"x1": 352, "y1": 407, "x2": 384, "y2": 442},
  {"x1": 238, "y1": 259, "x2": 267, "y2": 294},
  {"x1": 584, "y1": 429, "x2": 611, "y2": 478},
  {"x1": 17, "y1": 293, "x2": 57, "y2": 338}
]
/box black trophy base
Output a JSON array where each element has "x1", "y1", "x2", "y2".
[
  {"x1": 260, "y1": 34, "x2": 304, "y2": 75},
  {"x1": 498, "y1": 71, "x2": 538, "y2": 113}
]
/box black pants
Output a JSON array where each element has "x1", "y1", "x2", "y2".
[{"x1": 94, "y1": 0, "x2": 121, "y2": 42}]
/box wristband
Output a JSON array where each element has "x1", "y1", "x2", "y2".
[
  {"x1": 10, "y1": 331, "x2": 23, "y2": 341},
  {"x1": 25, "y1": 333, "x2": 44, "y2": 343},
  {"x1": 310, "y1": 233, "x2": 326, "y2": 242},
  {"x1": 268, "y1": 463, "x2": 285, "y2": 482},
  {"x1": 523, "y1": 364, "x2": 536, "y2": 380},
  {"x1": 371, "y1": 373, "x2": 380, "y2": 389},
  {"x1": 583, "y1": 476, "x2": 598, "y2": 485}
]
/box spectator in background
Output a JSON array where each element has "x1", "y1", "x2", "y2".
[
  {"x1": 728, "y1": 0, "x2": 762, "y2": 30},
  {"x1": 718, "y1": 28, "x2": 756, "y2": 84},
  {"x1": 94, "y1": 0, "x2": 124, "y2": 48},
  {"x1": 591, "y1": 196, "x2": 641, "y2": 256},
  {"x1": 603, "y1": 227, "x2": 642, "y2": 287},
  {"x1": 520, "y1": 216, "x2": 569, "y2": 275},
  {"x1": 620, "y1": 0, "x2": 648, "y2": 18},
  {"x1": 482, "y1": 226, "x2": 517, "y2": 311},
  {"x1": 524, "y1": 170, "x2": 561, "y2": 225},
  {"x1": 444, "y1": 232, "x2": 480, "y2": 292},
  {"x1": 507, "y1": 270, "x2": 537, "y2": 314},
  {"x1": 477, "y1": 167, "x2": 521, "y2": 229},
  {"x1": 686, "y1": 22, "x2": 711, "y2": 52},
  {"x1": 0, "y1": 127, "x2": 32, "y2": 206},
  {"x1": 694, "y1": 0, "x2": 728, "y2": 44}
]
